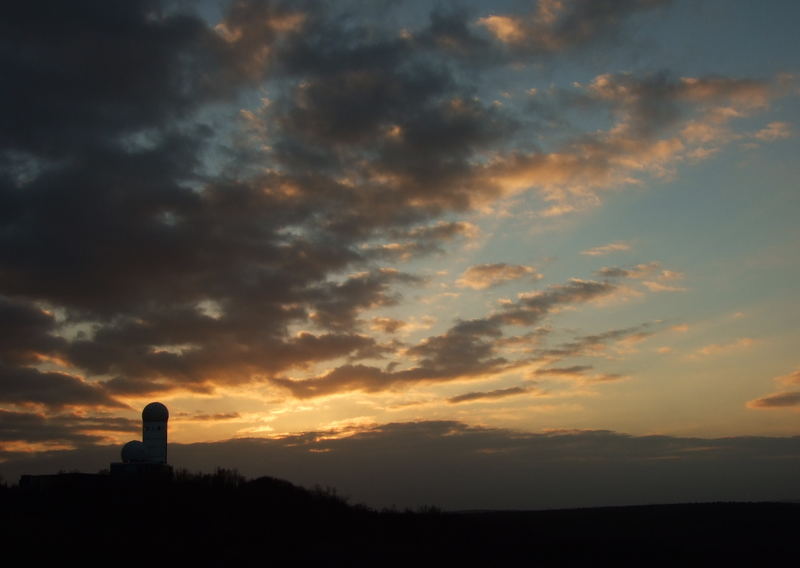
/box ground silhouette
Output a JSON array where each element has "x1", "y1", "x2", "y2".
[{"x1": 1, "y1": 469, "x2": 796, "y2": 566}]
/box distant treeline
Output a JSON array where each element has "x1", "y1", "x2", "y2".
[{"x1": 1, "y1": 469, "x2": 797, "y2": 566}]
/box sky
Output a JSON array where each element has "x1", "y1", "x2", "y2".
[{"x1": 1, "y1": 0, "x2": 799, "y2": 508}]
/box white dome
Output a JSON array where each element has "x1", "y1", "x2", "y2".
[
  {"x1": 121, "y1": 440, "x2": 147, "y2": 463},
  {"x1": 142, "y1": 401, "x2": 169, "y2": 422}
]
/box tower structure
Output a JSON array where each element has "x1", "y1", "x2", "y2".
[{"x1": 142, "y1": 401, "x2": 169, "y2": 464}]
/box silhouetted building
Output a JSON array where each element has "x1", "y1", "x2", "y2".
[
  {"x1": 110, "y1": 402, "x2": 172, "y2": 479},
  {"x1": 21, "y1": 402, "x2": 173, "y2": 489},
  {"x1": 142, "y1": 401, "x2": 169, "y2": 464}
]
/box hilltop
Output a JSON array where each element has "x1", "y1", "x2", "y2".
[{"x1": 1, "y1": 470, "x2": 796, "y2": 566}]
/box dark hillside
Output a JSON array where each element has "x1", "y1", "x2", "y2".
[{"x1": 1, "y1": 471, "x2": 796, "y2": 566}]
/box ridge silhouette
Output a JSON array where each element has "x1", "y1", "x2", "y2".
[{"x1": 1, "y1": 469, "x2": 797, "y2": 566}]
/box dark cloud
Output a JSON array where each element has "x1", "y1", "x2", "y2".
[
  {"x1": 0, "y1": 410, "x2": 92, "y2": 445},
  {"x1": 0, "y1": 409, "x2": 137, "y2": 458},
  {"x1": 102, "y1": 376, "x2": 189, "y2": 397},
  {"x1": 0, "y1": 0, "x2": 777, "y2": 414},
  {"x1": 747, "y1": 391, "x2": 800, "y2": 409},
  {"x1": 746, "y1": 369, "x2": 800, "y2": 410},
  {"x1": 448, "y1": 386, "x2": 530, "y2": 404},
  {"x1": 595, "y1": 267, "x2": 635, "y2": 279},
  {"x1": 0, "y1": 365, "x2": 124, "y2": 409},
  {"x1": 413, "y1": 6, "x2": 494, "y2": 61},
  {"x1": 488, "y1": 279, "x2": 616, "y2": 329},
  {"x1": 579, "y1": 71, "x2": 771, "y2": 138},
  {"x1": 369, "y1": 317, "x2": 407, "y2": 334},
  {"x1": 273, "y1": 278, "x2": 617, "y2": 398},
  {"x1": 3, "y1": 420, "x2": 799, "y2": 510},
  {"x1": 1, "y1": 0, "x2": 522, "y2": 404},
  {"x1": 0, "y1": 297, "x2": 64, "y2": 365},
  {"x1": 175, "y1": 412, "x2": 241, "y2": 421},
  {"x1": 368, "y1": 221, "x2": 478, "y2": 261},
  {"x1": 306, "y1": 269, "x2": 420, "y2": 331},
  {"x1": 0, "y1": 1, "x2": 223, "y2": 158},
  {"x1": 272, "y1": 364, "x2": 393, "y2": 399},
  {"x1": 539, "y1": 325, "x2": 653, "y2": 359},
  {"x1": 533, "y1": 365, "x2": 594, "y2": 377},
  {"x1": 87, "y1": 329, "x2": 384, "y2": 395}
]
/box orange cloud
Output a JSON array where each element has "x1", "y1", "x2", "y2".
[
  {"x1": 369, "y1": 317, "x2": 408, "y2": 334},
  {"x1": 477, "y1": 0, "x2": 669, "y2": 53},
  {"x1": 694, "y1": 338, "x2": 754, "y2": 357},
  {"x1": 477, "y1": 15, "x2": 525, "y2": 44},
  {"x1": 641, "y1": 281, "x2": 687, "y2": 293},
  {"x1": 747, "y1": 368, "x2": 800, "y2": 410},
  {"x1": 754, "y1": 121, "x2": 792, "y2": 141},
  {"x1": 777, "y1": 369, "x2": 800, "y2": 387},
  {"x1": 581, "y1": 241, "x2": 632, "y2": 256},
  {"x1": 475, "y1": 74, "x2": 781, "y2": 216},
  {"x1": 747, "y1": 391, "x2": 800, "y2": 409},
  {"x1": 457, "y1": 263, "x2": 542, "y2": 290}
]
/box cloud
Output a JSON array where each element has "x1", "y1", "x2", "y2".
[
  {"x1": 778, "y1": 369, "x2": 800, "y2": 386},
  {"x1": 272, "y1": 277, "x2": 618, "y2": 398},
  {"x1": 641, "y1": 281, "x2": 686, "y2": 293},
  {"x1": 448, "y1": 386, "x2": 531, "y2": 404},
  {"x1": 532, "y1": 364, "x2": 625, "y2": 385},
  {"x1": 587, "y1": 373, "x2": 626, "y2": 383},
  {"x1": 478, "y1": 0, "x2": 672, "y2": 54},
  {"x1": 0, "y1": 1, "x2": 787, "y2": 423},
  {"x1": 480, "y1": 71, "x2": 783, "y2": 215},
  {"x1": 595, "y1": 263, "x2": 686, "y2": 292},
  {"x1": 747, "y1": 368, "x2": 800, "y2": 410},
  {"x1": 0, "y1": 297, "x2": 66, "y2": 367},
  {"x1": 307, "y1": 269, "x2": 421, "y2": 331},
  {"x1": 581, "y1": 241, "x2": 632, "y2": 256},
  {"x1": 0, "y1": 1, "x2": 249, "y2": 160},
  {"x1": 3, "y1": 420, "x2": 800, "y2": 510},
  {"x1": 595, "y1": 262, "x2": 661, "y2": 279},
  {"x1": 456, "y1": 263, "x2": 541, "y2": 290},
  {"x1": 539, "y1": 324, "x2": 654, "y2": 359},
  {"x1": 0, "y1": 0, "x2": 542, "y2": 402},
  {"x1": 369, "y1": 317, "x2": 408, "y2": 334},
  {"x1": 0, "y1": 292, "x2": 125, "y2": 411},
  {"x1": 0, "y1": 409, "x2": 137, "y2": 458},
  {"x1": 533, "y1": 365, "x2": 594, "y2": 377},
  {"x1": 754, "y1": 121, "x2": 792, "y2": 141},
  {"x1": 368, "y1": 221, "x2": 479, "y2": 261},
  {"x1": 694, "y1": 338, "x2": 754, "y2": 357},
  {"x1": 641, "y1": 267, "x2": 686, "y2": 292},
  {"x1": 747, "y1": 392, "x2": 800, "y2": 409},
  {"x1": 0, "y1": 364, "x2": 124, "y2": 409},
  {"x1": 176, "y1": 412, "x2": 242, "y2": 422}
]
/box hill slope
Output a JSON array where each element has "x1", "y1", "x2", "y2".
[{"x1": 1, "y1": 470, "x2": 797, "y2": 566}]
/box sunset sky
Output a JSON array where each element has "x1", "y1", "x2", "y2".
[{"x1": 1, "y1": 0, "x2": 799, "y2": 508}]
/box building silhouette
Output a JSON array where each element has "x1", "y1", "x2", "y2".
[
  {"x1": 20, "y1": 402, "x2": 173, "y2": 489},
  {"x1": 110, "y1": 402, "x2": 172, "y2": 478}
]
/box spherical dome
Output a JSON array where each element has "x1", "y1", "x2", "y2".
[
  {"x1": 121, "y1": 440, "x2": 147, "y2": 463},
  {"x1": 142, "y1": 401, "x2": 169, "y2": 422}
]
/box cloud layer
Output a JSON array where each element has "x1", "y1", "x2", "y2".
[
  {"x1": 3, "y1": 420, "x2": 799, "y2": 510},
  {"x1": 0, "y1": 0, "x2": 794, "y2": 454}
]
